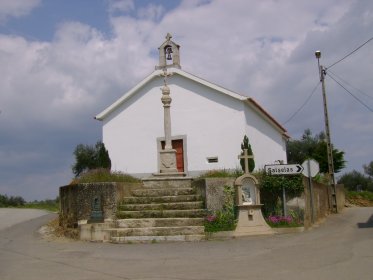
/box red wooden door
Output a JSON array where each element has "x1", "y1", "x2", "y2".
[{"x1": 161, "y1": 139, "x2": 184, "y2": 172}]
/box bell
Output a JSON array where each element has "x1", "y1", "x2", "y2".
[{"x1": 166, "y1": 47, "x2": 173, "y2": 60}]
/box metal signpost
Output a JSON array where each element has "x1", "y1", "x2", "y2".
[
  {"x1": 265, "y1": 160, "x2": 320, "y2": 222},
  {"x1": 265, "y1": 164, "x2": 304, "y2": 217},
  {"x1": 302, "y1": 159, "x2": 320, "y2": 224}
]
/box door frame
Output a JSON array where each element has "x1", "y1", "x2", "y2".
[{"x1": 156, "y1": 135, "x2": 188, "y2": 174}]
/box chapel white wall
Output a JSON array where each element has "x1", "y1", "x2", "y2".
[
  {"x1": 102, "y1": 74, "x2": 287, "y2": 176},
  {"x1": 244, "y1": 108, "x2": 287, "y2": 169}
]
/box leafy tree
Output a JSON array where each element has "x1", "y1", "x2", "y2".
[
  {"x1": 363, "y1": 161, "x2": 373, "y2": 177},
  {"x1": 287, "y1": 129, "x2": 346, "y2": 174},
  {"x1": 72, "y1": 141, "x2": 111, "y2": 177},
  {"x1": 338, "y1": 170, "x2": 373, "y2": 192},
  {"x1": 240, "y1": 135, "x2": 255, "y2": 173},
  {"x1": 0, "y1": 194, "x2": 25, "y2": 207}
]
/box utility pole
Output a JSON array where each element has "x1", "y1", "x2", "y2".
[{"x1": 315, "y1": 50, "x2": 338, "y2": 213}]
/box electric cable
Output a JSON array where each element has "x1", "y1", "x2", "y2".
[
  {"x1": 328, "y1": 70, "x2": 373, "y2": 99},
  {"x1": 283, "y1": 82, "x2": 320, "y2": 125},
  {"x1": 327, "y1": 36, "x2": 373, "y2": 69},
  {"x1": 326, "y1": 73, "x2": 373, "y2": 112}
]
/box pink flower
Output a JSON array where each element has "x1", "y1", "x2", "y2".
[{"x1": 206, "y1": 215, "x2": 216, "y2": 222}]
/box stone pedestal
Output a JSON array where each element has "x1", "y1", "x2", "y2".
[
  {"x1": 234, "y1": 205, "x2": 273, "y2": 236},
  {"x1": 159, "y1": 149, "x2": 178, "y2": 174}
]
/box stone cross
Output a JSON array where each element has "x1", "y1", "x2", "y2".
[
  {"x1": 161, "y1": 68, "x2": 173, "y2": 86},
  {"x1": 165, "y1": 33, "x2": 172, "y2": 41},
  {"x1": 238, "y1": 149, "x2": 254, "y2": 174}
]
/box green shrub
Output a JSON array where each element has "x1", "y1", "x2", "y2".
[
  {"x1": 22, "y1": 201, "x2": 59, "y2": 212},
  {"x1": 347, "y1": 191, "x2": 373, "y2": 202},
  {"x1": 70, "y1": 168, "x2": 141, "y2": 184},
  {"x1": 204, "y1": 185, "x2": 237, "y2": 232},
  {"x1": 257, "y1": 171, "x2": 303, "y2": 217}
]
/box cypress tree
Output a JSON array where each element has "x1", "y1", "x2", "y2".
[{"x1": 240, "y1": 135, "x2": 255, "y2": 173}]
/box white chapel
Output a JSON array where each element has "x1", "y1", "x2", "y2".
[{"x1": 95, "y1": 34, "x2": 289, "y2": 177}]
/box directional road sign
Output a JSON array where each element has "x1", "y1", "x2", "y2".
[{"x1": 265, "y1": 164, "x2": 304, "y2": 175}]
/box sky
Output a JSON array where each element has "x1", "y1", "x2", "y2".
[{"x1": 0, "y1": 0, "x2": 372, "y2": 201}]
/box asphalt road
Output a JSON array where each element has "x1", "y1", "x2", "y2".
[{"x1": 0, "y1": 207, "x2": 372, "y2": 280}]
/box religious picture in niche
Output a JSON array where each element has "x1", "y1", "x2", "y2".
[{"x1": 242, "y1": 180, "x2": 256, "y2": 205}]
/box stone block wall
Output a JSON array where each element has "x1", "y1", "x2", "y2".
[
  {"x1": 59, "y1": 182, "x2": 142, "y2": 227},
  {"x1": 302, "y1": 177, "x2": 345, "y2": 228},
  {"x1": 193, "y1": 178, "x2": 235, "y2": 212}
]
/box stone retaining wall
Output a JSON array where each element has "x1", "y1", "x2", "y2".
[
  {"x1": 59, "y1": 182, "x2": 142, "y2": 227},
  {"x1": 302, "y1": 177, "x2": 345, "y2": 228},
  {"x1": 193, "y1": 178, "x2": 235, "y2": 211},
  {"x1": 195, "y1": 176, "x2": 345, "y2": 229}
]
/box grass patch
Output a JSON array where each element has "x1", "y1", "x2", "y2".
[
  {"x1": 198, "y1": 169, "x2": 243, "y2": 178},
  {"x1": 346, "y1": 191, "x2": 373, "y2": 206},
  {"x1": 347, "y1": 191, "x2": 373, "y2": 201},
  {"x1": 70, "y1": 168, "x2": 141, "y2": 184},
  {"x1": 20, "y1": 202, "x2": 59, "y2": 212},
  {"x1": 42, "y1": 218, "x2": 79, "y2": 240}
]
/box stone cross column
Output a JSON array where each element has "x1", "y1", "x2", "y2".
[
  {"x1": 161, "y1": 82, "x2": 172, "y2": 150},
  {"x1": 158, "y1": 69, "x2": 178, "y2": 174}
]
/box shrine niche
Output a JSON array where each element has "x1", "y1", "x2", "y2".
[{"x1": 234, "y1": 149, "x2": 273, "y2": 236}]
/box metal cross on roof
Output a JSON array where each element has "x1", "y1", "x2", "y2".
[{"x1": 238, "y1": 149, "x2": 254, "y2": 174}]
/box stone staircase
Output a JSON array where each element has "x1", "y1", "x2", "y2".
[{"x1": 109, "y1": 178, "x2": 206, "y2": 243}]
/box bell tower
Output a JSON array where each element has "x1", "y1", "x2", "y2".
[{"x1": 155, "y1": 33, "x2": 181, "y2": 70}]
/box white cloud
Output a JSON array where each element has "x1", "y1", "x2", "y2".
[
  {"x1": 1, "y1": 0, "x2": 373, "y2": 199},
  {"x1": 0, "y1": 0, "x2": 41, "y2": 23},
  {"x1": 137, "y1": 4, "x2": 165, "y2": 21},
  {"x1": 107, "y1": 0, "x2": 134, "y2": 15}
]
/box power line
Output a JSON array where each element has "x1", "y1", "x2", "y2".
[
  {"x1": 328, "y1": 70, "x2": 373, "y2": 99},
  {"x1": 327, "y1": 36, "x2": 373, "y2": 69},
  {"x1": 326, "y1": 73, "x2": 373, "y2": 112},
  {"x1": 283, "y1": 82, "x2": 320, "y2": 125}
]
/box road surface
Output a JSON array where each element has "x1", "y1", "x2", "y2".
[{"x1": 0, "y1": 207, "x2": 372, "y2": 280}]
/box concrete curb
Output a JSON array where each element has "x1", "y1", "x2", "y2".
[{"x1": 205, "y1": 226, "x2": 305, "y2": 240}]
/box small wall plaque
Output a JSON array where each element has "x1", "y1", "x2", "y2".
[{"x1": 88, "y1": 196, "x2": 104, "y2": 223}]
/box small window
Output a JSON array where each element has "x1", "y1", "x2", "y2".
[{"x1": 207, "y1": 157, "x2": 218, "y2": 163}]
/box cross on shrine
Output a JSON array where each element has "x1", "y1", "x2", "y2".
[{"x1": 238, "y1": 149, "x2": 254, "y2": 174}]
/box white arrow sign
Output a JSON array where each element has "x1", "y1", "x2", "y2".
[{"x1": 265, "y1": 164, "x2": 304, "y2": 175}]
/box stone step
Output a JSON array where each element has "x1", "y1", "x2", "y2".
[
  {"x1": 109, "y1": 226, "x2": 205, "y2": 237},
  {"x1": 111, "y1": 234, "x2": 205, "y2": 244},
  {"x1": 121, "y1": 194, "x2": 202, "y2": 204},
  {"x1": 142, "y1": 178, "x2": 193, "y2": 189},
  {"x1": 118, "y1": 201, "x2": 204, "y2": 211},
  {"x1": 116, "y1": 218, "x2": 204, "y2": 228},
  {"x1": 131, "y1": 188, "x2": 195, "y2": 197},
  {"x1": 117, "y1": 209, "x2": 206, "y2": 219}
]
